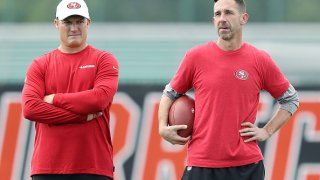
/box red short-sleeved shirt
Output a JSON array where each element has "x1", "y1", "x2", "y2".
[{"x1": 170, "y1": 42, "x2": 289, "y2": 168}]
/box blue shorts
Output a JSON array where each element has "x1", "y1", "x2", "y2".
[{"x1": 181, "y1": 160, "x2": 265, "y2": 180}]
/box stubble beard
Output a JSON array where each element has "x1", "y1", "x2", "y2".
[{"x1": 219, "y1": 31, "x2": 233, "y2": 41}]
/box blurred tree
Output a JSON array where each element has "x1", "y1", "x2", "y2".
[
  {"x1": 285, "y1": 0, "x2": 320, "y2": 22},
  {"x1": 192, "y1": 0, "x2": 213, "y2": 22},
  {"x1": 0, "y1": 0, "x2": 319, "y2": 22}
]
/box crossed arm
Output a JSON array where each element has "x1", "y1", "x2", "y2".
[{"x1": 22, "y1": 56, "x2": 118, "y2": 125}]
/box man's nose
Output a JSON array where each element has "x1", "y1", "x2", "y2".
[
  {"x1": 219, "y1": 14, "x2": 227, "y2": 21},
  {"x1": 70, "y1": 23, "x2": 78, "y2": 31}
]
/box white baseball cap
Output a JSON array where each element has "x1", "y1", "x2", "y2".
[{"x1": 56, "y1": 0, "x2": 90, "y2": 20}]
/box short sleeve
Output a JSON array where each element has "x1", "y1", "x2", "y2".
[
  {"x1": 260, "y1": 51, "x2": 289, "y2": 98},
  {"x1": 170, "y1": 51, "x2": 195, "y2": 94}
]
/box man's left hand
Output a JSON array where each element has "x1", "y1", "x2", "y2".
[
  {"x1": 43, "y1": 94, "x2": 55, "y2": 104},
  {"x1": 239, "y1": 122, "x2": 270, "y2": 142}
]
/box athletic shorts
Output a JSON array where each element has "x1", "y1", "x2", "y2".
[
  {"x1": 181, "y1": 160, "x2": 265, "y2": 180},
  {"x1": 31, "y1": 174, "x2": 112, "y2": 180}
]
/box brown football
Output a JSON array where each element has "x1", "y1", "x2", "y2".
[{"x1": 168, "y1": 95, "x2": 195, "y2": 137}]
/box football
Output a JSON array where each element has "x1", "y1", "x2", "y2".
[{"x1": 168, "y1": 95, "x2": 195, "y2": 137}]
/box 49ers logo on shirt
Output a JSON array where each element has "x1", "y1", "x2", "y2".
[
  {"x1": 67, "y1": 2, "x2": 81, "y2": 9},
  {"x1": 234, "y1": 69, "x2": 249, "y2": 80}
]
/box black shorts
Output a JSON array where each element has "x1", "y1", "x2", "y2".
[
  {"x1": 31, "y1": 174, "x2": 112, "y2": 180},
  {"x1": 181, "y1": 161, "x2": 265, "y2": 180}
]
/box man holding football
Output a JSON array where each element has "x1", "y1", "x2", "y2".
[{"x1": 158, "y1": 0, "x2": 299, "y2": 179}]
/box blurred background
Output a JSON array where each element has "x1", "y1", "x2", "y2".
[{"x1": 0, "y1": 0, "x2": 320, "y2": 180}]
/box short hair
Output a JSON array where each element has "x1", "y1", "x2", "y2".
[{"x1": 214, "y1": 0, "x2": 246, "y2": 13}]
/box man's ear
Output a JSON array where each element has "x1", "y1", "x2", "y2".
[
  {"x1": 54, "y1": 19, "x2": 59, "y2": 29},
  {"x1": 240, "y1": 13, "x2": 249, "y2": 25},
  {"x1": 86, "y1": 18, "x2": 91, "y2": 26}
]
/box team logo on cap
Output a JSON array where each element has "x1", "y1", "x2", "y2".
[
  {"x1": 67, "y1": 2, "x2": 81, "y2": 9},
  {"x1": 234, "y1": 69, "x2": 249, "y2": 80}
]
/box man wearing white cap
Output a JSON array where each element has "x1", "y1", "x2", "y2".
[{"x1": 22, "y1": 0, "x2": 118, "y2": 180}]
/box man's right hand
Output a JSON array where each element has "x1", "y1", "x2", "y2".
[
  {"x1": 159, "y1": 125, "x2": 190, "y2": 145},
  {"x1": 87, "y1": 112, "x2": 103, "y2": 121}
]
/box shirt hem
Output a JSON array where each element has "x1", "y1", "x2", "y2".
[
  {"x1": 187, "y1": 156, "x2": 264, "y2": 168},
  {"x1": 30, "y1": 169, "x2": 113, "y2": 179}
]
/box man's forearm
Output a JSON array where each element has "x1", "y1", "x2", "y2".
[
  {"x1": 158, "y1": 96, "x2": 174, "y2": 129},
  {"x1": 23, "y1": 96, "x2": 87, "y2": 125},
  {"x1": 52, "y1": 86, "x2": 117, "y2": 115},
  {"x1": 263, "y1": 109, "x2": 292, "y2": 136}
]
